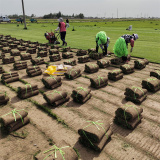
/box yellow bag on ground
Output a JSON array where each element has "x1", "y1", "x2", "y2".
[{"x1": 44, "y1": 64, "x2": 72, "y2": 75}]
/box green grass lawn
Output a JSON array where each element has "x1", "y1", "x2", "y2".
[{"x1": 0, "y1": 19, "x2": 160, "y2": 63}]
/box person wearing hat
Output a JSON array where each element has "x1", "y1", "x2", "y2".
[
  {"x1": 113, "y1": 33, "x2": 139, "y2": 63},
  {"x1": 55, "y1": 17, "x2": 67, "y2": 46},
  {"x1": 95, "y1": 31, "x2": 110, "y2": 56}
]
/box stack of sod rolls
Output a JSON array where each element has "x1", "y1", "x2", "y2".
[
  {"x1": 13, "y1": 61, "x2": 27, "y2": 70},
  {"x1": 71, "y1": 87, "x2": 91, "y2": 103},
  {"x1": 17, "y1": 45, "x2": 26, "y2": 51},
  {"x1": 49, "y1": 54, "x2": 61, "y2": 62},
  {"x1": 26, "y1": 66, "x2": 42, "y2": 77},
  {"x1": 1, "y1": 72, "x2": 19, "y2": 84},
  {"x1": 21, "y1": 42, "x2": 29, "y2": 47},
  {"x1": 88, "y1": 48, "x2": 96, "y2": 54},
  {"x1": 64, "y1": 68, "x2": 81, "y2": 80},
  {"x1": 150, "y1": 70, "x2": 160, "y2": 80},
  {"x1": 64, "y1": 59, "x2": 77, "y2": 66},
  {"x1": 0, "y1": 66, "x2": 5, "y2": 74},
  {"x1": 76, "y1": 49, "x2": 87, "y2": 56},
  {"x1": 0, "y1": 91, "x2": 9, "y2": 105},
  {"x1": 134, "y1": 60, "x2": 146, "y2": 69},
  {"x1": 37, "y1": 50, "x2": 48, "y2": 57},
  {"x1": 84, "y1": 63, "x2": 99, "y2": 73},
  {"x1": 89, "y1": 52, "x2": 103, "y2": 60},
  {"x1": 17, "y1": 84, "x2": 39, "y2": 99},
  {"x1": 10, "y1": 49, "x2": 20, "y2": 56},
  {"x1": 90, "y1": 75, "x2": 108, "y2": 89},
  {"x1": 49, "y1": 49, "x2": 59, "y2": 55},
  {"x1": 35, "y1": 142, "x2": 78, "y2": 160},
  {"x1": 142, "y1": 77, "x2": 160, "y2": 92},
  {"x1": 97, "y1": 59, "x2": 111, "y2": 68},
  {"x1": 31, "y1": 57, "x2": 45, "y2": 65},
  {"x1": 125, "y1": 86, "x2": 147, "y2": 103},
  {"x1": 37, "y1": 46, "x2": 47, "y2": 52},
  {"x1": 114, "y1": 104, "x2": 143, "y2": 129},
  {"x1": 43, "y1": 90, "x2": 70, "y2": 107},
  {"x1": 0, "y1": 52, "x2": 5, "y2": 59},
  {"x1": 62, "y1": 47, "x2": 71, "y2": 52},
  {"x1": 20, "y1": 52, "x2": 32, "y2": 60},
  {"x1": 142, "y1": 59, "x2": 149, "y2": 65},
  {"x1": 27, "y1": 48, "x2": 36, "y2": 54},
  {"x1": 62, "y1": 52, "x2": 73, "y2": 59},
  {"x1": 42, "y1": 75, "x2": 62, "y2": 89},
  {"x1": 78, "y1": 55, "x2": 90, "y2": 63},
  {"x1": 111, "y1": 57, "x2": 122, "y2": 65},
  {"x1": 9, "y1": 43, "x2": 17, "y2": 49},
  {"x1": 0, "y1": 109, "x2": 30, "y2": 133},
  {"x1": 78, "y1": 119, "x2": 113, "y2": 152},
  {"x1": 28, "y1": 44, "x2": 37, "y2": 49},
  {"x1": 2, "y1": 56, "x2": 15, "y2": 64},
  {"x1": 120, "y1": 64, "x2": 134, "y2": 74},
  {"x1": 108, "y1": 69, "x2": 123, "y2": 81},
  {"x1": 2, "y1": 47, "x2": 11, "y2": 53},
  {"x1": 51, "y1": 45, "x2": 59, "y2": 49},
  {"x1": 13, "y1": 41, "x2": 21, "y2": 45}
]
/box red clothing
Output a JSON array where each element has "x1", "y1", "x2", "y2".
[
  {"x1": 130, "y1": 39, "x2": 134, "y2": 47},
  {"x1": 58, "y1": 22, "x2": 66, "y2": 32}
]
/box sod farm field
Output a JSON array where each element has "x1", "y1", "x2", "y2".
[
  {"x1": 0, "y1": 18, "x2": 160, "y2": 63},
  {"x1": 0, "y1": 19, "x2": 160, "y2": 160}
]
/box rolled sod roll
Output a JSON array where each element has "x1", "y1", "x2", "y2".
[
  {"x1": 62, "y1": 52, "x2": 73, "y2": 59},
  {"x1": 0, "y1": 109, "x2": 28, "y2": 126},
  {"x1": 37, "y1": 51, "x2": 48, "y2": 57},
  {"x1": 88, "y1": 48, "x2": 96, "y2": 54},
  {"x1": 49, "y1": 54, "x2": 61, "y2": 62},
  {"x1": 62, "y1": 47, "x2": 71, "y2": 52},
  {"x1": 79, "y1": 128, "x2": 113, "y2": 152},
  {"x1": 42, "y1": 76, "x2": 62, "y2": 89},
  {"x1": 125, "y1": 95, "x2": 147, "y2": 104},
  {"x1": 84, "y1": 63, "x2": 99, "y2": 73},
  {"x1": 134, "y1": 60, "x2": 146, "y2": 69},
  {"x1": 9, "y1": 43, "x2": 17, "y2": 49},
  {"x1": 142, "y1": 77, "x2": 160, "y2": 92},
  {"x1": 76, "y1": 49, "x2": 87, "y2": 56},
  {"x1": 89, "y1": 52, "x2": 103, "y2": 60},
  {"x1": 125, "y1": 86, "x2": 147, "y2": 99},
  {"x1": 17, "y1": 84, "x2": 38, "y2": 93},
  {"x1": 38, "y1": 46, "x2": 47, "y2": 51},
  {"x1": 120, "y1": 64, "x2": 134, "y2": 74},
  {"x1": 17, "y1": 45, "x2": 26, "y2": 51},
  {"x1": 8, "y1": 116, "x2": 30, "y2": 132},
  {"x1": 78, "y1": 120, "x2": 110, "y2": 143},
  {"x1": 111, "y1": 57, "x2": 122, "y2": 65},
  {"x1": 27, "y1": 48, "x2": 37, "y2": 54},
  {"x1": 150, "y1": 70, "x2": 160, "y2": 80},
  {"x1": 90, "y1": 75, "x2": 108, "y2": 88},
  {"x1": 78, "y1": 55, "x2": 90, "y2": 63},
  {"x1": 31, "y1": 57, "x2": 45, "y2": 65},
  {"x1": 10, "y1": 49, "x2": 20, "y2": 56},
  {"x1": 49, "y1": 49, "x2": 59, "y2": 55},
  {"x1": 72, "y1": 93, "x2": 91, "y2": 104},
  {"x1": 114, "y1": 115, "x2": 142, "y2": 130},
  {"x1": 97, "y1": 59, "x2": 111, "y2": 68},
  {"x1": 20, "y1": 53, "x2": 32, "y2": 60},
  {"x1": 64, "y1": 68, "x2": 81, "y2": 80},
  {"x1": 143, "y1": 58, "x2": 149, "y2": 65},
  {"x1": 2, "y1": 47, "x2": 11, "y2": 53},
  {"x1": 2, "y1": 71, "x2": 19, "y2": 79},
  {"x1": 108, "y1": 69, "x2": 122, "y2": 76},
  {"x1": 2, "y1": 56, "x2": 15, "y2": 64},
  {"x1": 72, "y1": 87, "x2": 91, "y2": 100},
  {"x1": 1, "y1": 77, "x2": 19, "y2": 83},
  {"x1": 35, "y1": 144, "x2": 78, "y2": 160},
  {"x1": 115, "y1": 104, "x2": 143, "y2": 121},
  {"x1": 13, "y1": 61, "x2": 27, "y2": 70},
  {"x1": 108, "y1": 73, "x2": 123, "y2": 81},
  {"x1": 64, "y1": 59, "x2": 77, "y2": 66}
]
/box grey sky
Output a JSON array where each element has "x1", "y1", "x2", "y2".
[{"x1": 0, "y1": 0, "x2": 160, "y2": 18}]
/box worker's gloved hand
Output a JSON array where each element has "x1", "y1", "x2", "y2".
[
  {"x1": 130, "y1": 47, "x2": 133, "y2": 53},
  {"x1": 100, "y1": 44, "x2": 103, "y2": 50}
]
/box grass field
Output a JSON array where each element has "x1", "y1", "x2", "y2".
[{"x1": 0, "y1": 18, "x2": 160, "y2": 63}]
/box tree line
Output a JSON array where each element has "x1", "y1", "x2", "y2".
[{"x1": 8, "y1": 12, "x2": 84, "y2": 19}]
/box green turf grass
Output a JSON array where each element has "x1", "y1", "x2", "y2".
[{"x1": 0, "y1": 19, "x2": 160, "y2": 63}]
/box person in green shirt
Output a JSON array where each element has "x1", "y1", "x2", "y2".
[{"x1": 96, "y1": 31, "x2": 110, "y2": 56}]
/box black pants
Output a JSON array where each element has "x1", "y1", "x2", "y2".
[
  {"x1": 96, "y1": 42, "x2": 107, "y2": 56},
  {"x1": 60, "y1": 31, "x2": 66, "y2": 45}
]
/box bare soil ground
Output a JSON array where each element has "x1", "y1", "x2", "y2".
[{"x1": 0, "y1": 43, "x2": 160, "y2": 160}]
